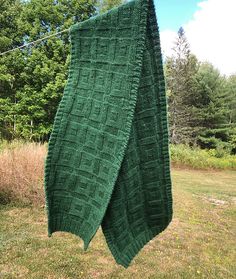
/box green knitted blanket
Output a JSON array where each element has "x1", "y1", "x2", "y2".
[{"x1": 44, "y1": 0, "x2": 173, "y2": 268}]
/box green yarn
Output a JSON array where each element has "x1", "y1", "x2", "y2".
[{"x1": 44, "y1": 0, "x2": 173, "y2": 268}]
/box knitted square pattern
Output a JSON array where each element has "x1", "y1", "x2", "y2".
[{"x1": 44, "y1": 0, "x2": 173, "y2": 268}]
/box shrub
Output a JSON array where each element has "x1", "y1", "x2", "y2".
[{"x1": 170, "y1": 143, "x2": 236, "y2": 170}]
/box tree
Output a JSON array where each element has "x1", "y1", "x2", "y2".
[
  {"x1": 97, "y1": 0, "x2": 127, "y2": 14},
  {"x1": 0, "y1": 0, "x2": 25, "y2": 139},
  {"x1": 165, "y1": 27, "x2": 199, "y2": 144},
  {"x1": 225, "y1": 75, "x2": 236, "y2": 125},
  {"x1": 225, "y1": 75, "x2": 236, "y2": 154},
  {"x1": 194, "y1": 63, "x2": 229, "y2": 129},
  {"x1": 0, "y1": 0, "x2": 97, "y2": 141},
  {"x1": 193, "y1": 63, "x2": 236, "y2": 154}
]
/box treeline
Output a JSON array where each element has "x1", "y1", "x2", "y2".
[
  {"x1": 0, "y1": 1, "x2": 235, "y2": 155},
  {"x1": 165, "y1": 28, "x2": 236, "y2": 155}
]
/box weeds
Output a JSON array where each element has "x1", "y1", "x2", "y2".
[
  {"x1": 0, "y1": 141, "x2": 46, "y2": 206},
  {"x1": 170, "y1": 144, "x2": 236, "y2": 170}
]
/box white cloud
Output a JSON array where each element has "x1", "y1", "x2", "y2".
[
  {"x1": 160, "y1": 0, "x2": 236, "y2": 76},
  {"x1": 159, "y1": 30, "x2": 176, "y2": 58}
]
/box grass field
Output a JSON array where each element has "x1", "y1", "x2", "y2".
[{"x1": 1, "y1": 168, "x2": 235, "y2": 279}]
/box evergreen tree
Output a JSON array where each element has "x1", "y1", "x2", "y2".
[
  {"x1": 225, "y1": 75, "x2": 236, "y2": 125},
  {"x1": 193, "y1": 63, "x2": 236, "y2": 153},
  {"x1": 194, "y1": 63, "x2": 229, "y2": 129},
  {"x1": 165, "y1": 27, "x2": 199, "y2": 144}
]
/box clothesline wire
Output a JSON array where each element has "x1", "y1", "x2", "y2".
[{"x1": 0, "y1": 28, "x2": 70, "y2": 56}]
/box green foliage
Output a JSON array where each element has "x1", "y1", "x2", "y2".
[
  {"x1": 197, "y1": 127, "x2": 236, "y2": 155},
  {"x1": 193, "y1": 63, "x2": 229, "y2": 128},
  {"x1": 0, "y1": 0, "x2": 128, "y2": 141},
  {"x1": 170, "y1": 144, "x2": 236, "y2": 170},
  {"x1": 0, "y1": 0, "x2": 97, "y2": 141},
  {"x1": 224, "y1": 75, "x2": 236, "y2": 124},
  {"x1": 97, "y1": 0, "x2": 126, "y2": 13}
]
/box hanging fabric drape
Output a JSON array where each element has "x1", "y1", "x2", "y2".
[{"x1": 44, "y1": 0, "x2": 173, "y2": 268}]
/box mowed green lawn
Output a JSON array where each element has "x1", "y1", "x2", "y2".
[{"x1": 0, "y1": 168, "x2": 236, "y2": 279}]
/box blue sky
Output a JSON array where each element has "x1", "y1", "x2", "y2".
[
  {"x1": 155, "y1": 0, "x2": 236, "y2": 76},
  {"x1": 154, "y1": 0, "x2": 200, "y2": 32}
]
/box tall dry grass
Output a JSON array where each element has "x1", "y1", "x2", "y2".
[{"x1": 0, "y1": 141, "x2": 47, "y2": 206}]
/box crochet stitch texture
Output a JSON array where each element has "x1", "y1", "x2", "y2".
[{"x1": 44, "y1": 0, "x2": 173, "y2": 268}]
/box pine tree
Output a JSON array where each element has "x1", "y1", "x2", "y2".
[
  {"x1": 194, "y1": 63, "x2": 235, "y2": 153},
  {"x1": 165, "y1": 27, "x2": 199, "y2": 144},
  {"x1": 225, "y1": 75, "x2": 236, "y2": 125}
]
